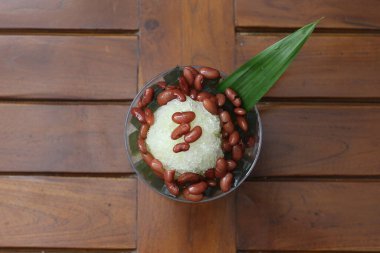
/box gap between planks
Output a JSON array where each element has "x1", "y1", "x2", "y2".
[
  {"x1": 248, "y1": 175, "x2": 380, "y2": 182},
  {"x1": 0, "y1": 249, "x2": 135, "y2": 253},
  {"x1": 236, "y1": 27, "x2": 380, "y2": 35},
  {"x1": 0, "y1": 172, "x2": 136, "y2": 178},
  {"x1": 0, "y1": 29, "x2": 139, "y2": 36}
]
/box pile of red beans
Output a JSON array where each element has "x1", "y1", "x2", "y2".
[{"x1": 131, "y1": 66, "x2": 254, "y2": 202}]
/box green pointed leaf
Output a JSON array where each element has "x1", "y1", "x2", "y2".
[{"x1": 217, "y1": 19, "x2": 320, "y2": 110}]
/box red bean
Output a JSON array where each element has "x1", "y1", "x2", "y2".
[
  {"x1": 225, "y1": 88, "x2": 237, "y2": 102},
  {"x1": 141, "y1": 87, "x2": 154, "y2": 106},
  {"x1": 222, "y1": 129, "x2": 229, "y2": 138},
  {"x1": 144, "y1": 108, "x2": 154, "y2": 126},
  {"x1": 150, "y1": 159, "x2": 165, "y2": 178},
  {"x1": 216, "y1": 93, "x2": 226, "y2": 107},
  {"x1": 131, "y1": 107, "x2": 146, "y2": 123},
  {"x1": 219, "y1": 111, "x2": 231, "y2": 123},
  {"x1": 184, "y1": 66, "x2": 199, "y2": 77},
  {"x1": 137, "y1": 100, "x2": 143, "y2": 108},
  {"x1": 166, "y1": 182, "x2": 179, "y2": 196},
  {"x1": 179, "y1": 76, "x2": 190, "y2": 95},
  {"x1": 220, "y1": 173, "x2": 233, "y2": 192},
  {"x1": 222, "y1": 140, "x2": 232, "y2": 152},
  {"x1": 194, "y1": 74, "x2": 204, "y2": 91},
  {"x1": 183, "y1": 68, "x2": 195, "y2": 86},
  {"x1": 178, "y1": 172, "x2": 201, "y2": 185},
  {"x1": 173, "y1": 142, "x2": 190, "y2": 153},
  {"x1": 204, "y1": 168, "x2": 215, "y2": 179},
  {"x1": 207, "y1": 179, "x2": 217, "y2": 187},
  {"x1": 215, "y1": 158, "x2": 227, "y2": 178},
  {"x1": 157, "y1": 90, "x2": 176, "y2": 105},
  {"x1": 139, "y1": 124, "x2": 149, "y2": 139},
  {"x1": 183, "y1": 188, "x2": 203, "y2": 202},
  {"x1": 226, "y1": 160, "x2": 237, "y2": 171},
  {"x1": 232, "y1": 97, "x2": 242, "y2": 107},
  {"x1": 141, "y1": 152, "x2": 154, "y2": 165},
  {"x1": 165, "y1": 85, "x2": 176, "y2": 90},
  {"x1": 199, "y1": 67, "x2": 220, "y2": 79},
  {"x1": 172, "y1": 89, "x2": 186, "y2": 102},
  {"x1": 188, "y1": 181, "x2": 208, "y2": 194},
  {"x1": 190, "y1": 89, "x2": 198, "y2": 100},
  {"x1": 237, "y1": 116, "x2": 248, "y2": 132},
  {"x1": 184, "y1": 126, "x2": 202, "y2": 143},
  {"x1": 172, "y1": 111, "x2": 196, "y2": 124},
  {"x1": 203, "y1": 98, "x2": 218, "y2": 115},
  {"x1": 196, "y1": 91, "x2": 213, "y2": 102},
  {"x1": 229, "y1": 131, "x2": 240, "y2": 146},
  {"x1": 164, "y1": 169, "x2": 175, "y2": 183},
  {"x1": 232, "y1": 144, "x2": 244, "y2": 161},
  {"x1": 222, "y1": 121, "x2": 234, "y2": 134},
  {"x1": 138, "y1": 138, "x2": 147, "y2": 153},
  {"x1": 171, "y1": 123, "x2": 191, "y2": 140},
  {"x1": 157, "y1": 81, "x2": 167, "y2": 89},
  {"x1": 234, "y1": 107, "x2": 246, "y2": 116},
  {"x1": 246, "y1": 136, "x2": 255, "y2": 147}
]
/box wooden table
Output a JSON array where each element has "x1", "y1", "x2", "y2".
[{"x1": 0, "y1": 0, "x2": 379, "y2": 252}]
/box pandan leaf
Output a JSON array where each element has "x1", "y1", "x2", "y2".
[
  {"x1": 217, "y1": 19, "x2": 321, "y2": 110},
  {"x1": 128, "y1": 130, "x2": 140, "y2": 155},
  {"x1": 163, "y1": 66, "x2": 182, "y2": 85}
]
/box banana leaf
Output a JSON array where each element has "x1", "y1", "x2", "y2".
[{"x1": 217, "y1": 19, "x2": 321, "y2": 110}]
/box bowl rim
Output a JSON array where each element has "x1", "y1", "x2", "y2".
[{"x1": 124, "y1": 66, "x2": 263, "y2": 203}]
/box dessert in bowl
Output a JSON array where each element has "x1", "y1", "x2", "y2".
[{"x1": 125, "y1": 66, "x2": 262, "y2": 203}]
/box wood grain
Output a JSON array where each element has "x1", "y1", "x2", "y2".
[
  {"x1": 0, "y1": 0, "x2": 138, "y2": 30},
  {"x1": 0, "y1": 36, "x2": 138, "y2": 99},
  {"x1": 237, "y1": 181, "x2": 380, "y2": 251},
  {"x1": 253, "y1": 104, "x2": 380, "y2": 177},
  {"x1": 138, "y1": 1, "x2": 236, "y2": 252},
  {"x1": 235, "y1": 0, "x2": 380, "y2": 30},
  {"x1": 237, "y1": 34, "x2": 380, "y2": 98},
  {"x1": 137, "y1": 181, "x2": 236, "y2": 253},
  {"x1": 0, "y1": 104, "x2": 132, "y2": 173},
  {"x1": 0, "y1": 176, "x2": 136, "y2": 249},
  {"x1": 139, "y1": 0, "x2": 235, "y2": 86}
]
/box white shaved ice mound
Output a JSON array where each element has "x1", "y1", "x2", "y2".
[{"x1": 145, "y1": 96, "x2": 223, "y2": 175}]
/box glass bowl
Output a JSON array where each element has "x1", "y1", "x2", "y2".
[{"x1": 125, "y1": 66, "x2": 262, "y2": 203}]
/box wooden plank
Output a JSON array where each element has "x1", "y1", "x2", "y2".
[
  {"x1": 0, "y1": 251, "x2": 132, "y2": 253},
  {"x1": 0, "y1": 176, "x2": 136, "y2": 249},
  {"x1": 237, "y1": 181, "x2": 380, "y2": 251},
  {"x1": 0, "y1": 36, "x2": 138, "y2": 99},
  {"x1": 0, "y1": 0, "x2": 138, "y2": 30},
  {"x1": 235, "y1": 0, "x2": 380, "y2": 30},
  {"x1": 139, "y1": 0, "x2": 235, "y2": 86},
  {"x1": 236, "y1": 34, "x2": 380, "y2": 98},
  {"x1": 253, "y1": 104, "x2": 380, "y2": 177},
  {"x1": 137, "y1": 181, "x2": 236, "y2": 253},
  {"x1": 0, "y1": 104, "x2": 132, "y2": 173},
  {"x1": 138, "y1": 0, "x2": 236, "y2": 252}
]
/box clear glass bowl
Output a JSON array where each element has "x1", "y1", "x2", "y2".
[{"x1": 125, "y1": 66, "x2": 262, "y2": 203}]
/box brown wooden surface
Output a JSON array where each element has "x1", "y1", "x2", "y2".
[
  {"x1": 237, "y1": 35, "x2": 380, "y2": 98},
  {"x1": 138, "y1": 1, "x2": 236, "y2": 252},
  {"x1": 0, "y1": 176, "x2": 136, "y2": 249},
  {"x1": 0, "y1": 0, "x2": 379, "y2": 252},
  {"x1": 237, "y1": 182, "x2": 380, "y2": 251},
  {"x1": 0, "y1": 0, "x2": 138, "y2": 30},
  {"x1": 139, "y1": 0, "x2": 235, "y2": 85},
  {"x1": 0, "y1": 104, "x2": 131, "y2": 173},
  {"x1": 235, "y1": 0, "x2": 380, "y2": 30},
  {"x1": 254, "y1": 104, "x2": 380, "y2": 177},
  {"x1": 0, "y1": 36, "x2": 138, "y2": 99},
  {"x1": 137, "y1": 182, "x2": 236, "y2": 253}
]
